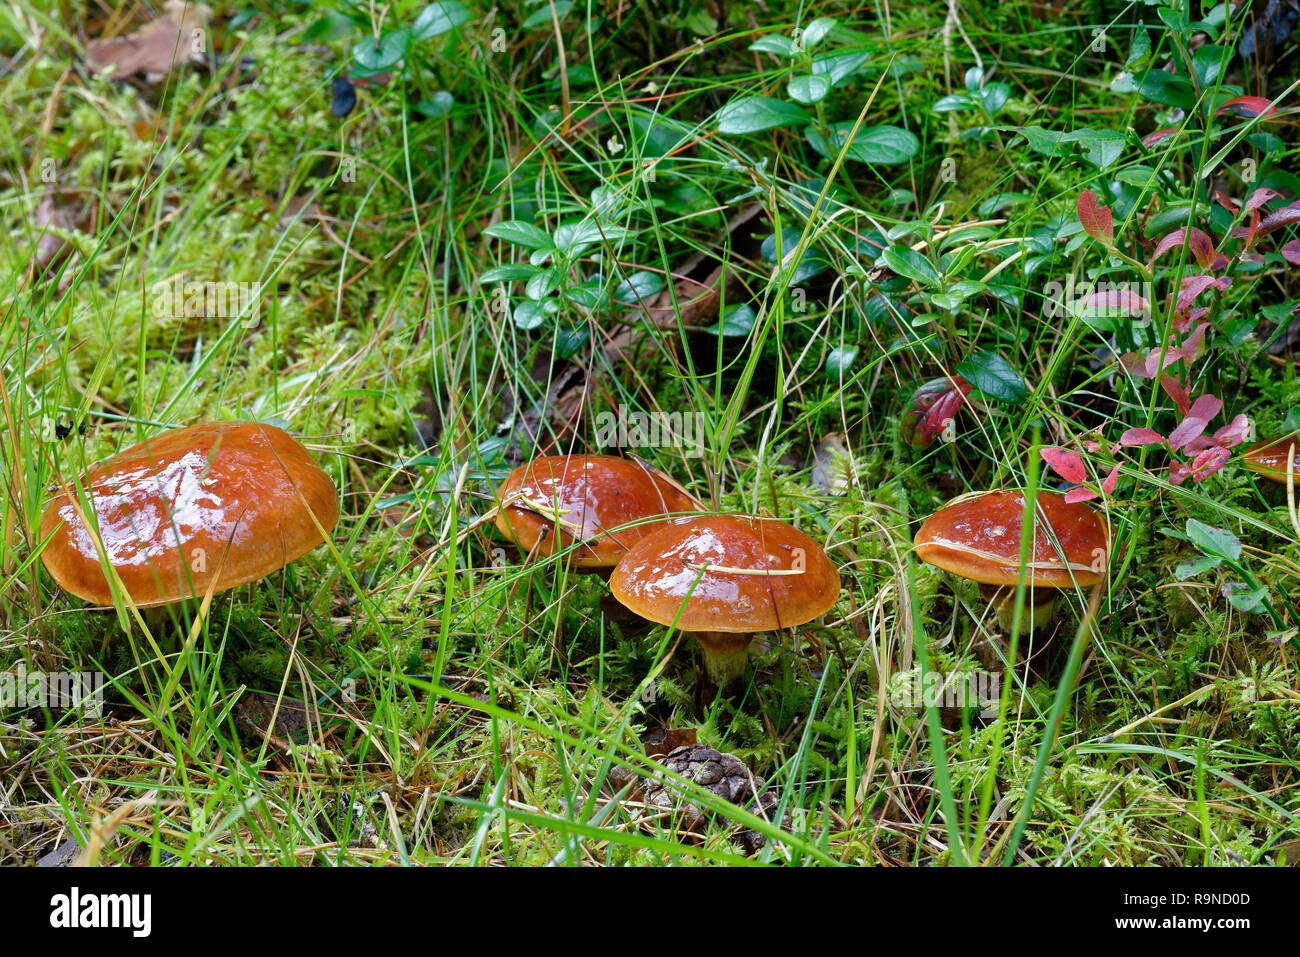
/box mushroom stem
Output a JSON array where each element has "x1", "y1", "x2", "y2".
[
  {"x1": 981, "y1": 585, "x2": 1059, "y2": 635},
  {"x1": 692, "y1": 631, "x2": 754, "y2": 689}
]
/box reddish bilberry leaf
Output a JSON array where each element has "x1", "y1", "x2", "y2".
[
  {"x1": 1281, "y1": 240, "x2": 1300, "y2": 266},
  {"x1": 1120, "y1": 427, "x2": 1165, "y2": 447},
  {"x1": 1191, "y1": 446, "x2": 1231, "y2": 480},
  {"x1": 1160, "y1": 375, "x2": 1191, "y2": 415},
  {"x1": 1215, "y1": 95, "x2": 1277, "y2": 118},
  {"x1": 1041, "y1": 447, "x2": 1087, "y2": 483},
  {"x1": 1064, "y1": 486, "x2": 1100, "y2": 504},
  {"x1": 1101, "y1": 463, "x2": 1121, "y2": 495},
  {"x1": 1142, "y1": 128, "x2": 1180, "y2": 148},
  {"x1": 1077, "y1": 191, "x2": 1114, "y2": 246}
]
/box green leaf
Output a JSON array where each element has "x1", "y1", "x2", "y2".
[
  {"x1": 933, "y1": 94, "x2": 976, "y2": 113},
  {"x1": 1071, "y1": 129, "x2": 1126, "y2": 170},
  {"x1": 1175, "y1": 554, "x2": 1222, "y2": 579},
  {"x1": 806, "y1": 123, "x2": 919, "y2": 164},
  {"x1": 480, "y1": 264, "x2": 539, "y2": 282},
  {"x1": 825, "y1": 345, "x2": 858, "y2": 377},
  {"x1": 612, "y1": 270, "x2": 664, "y2": 304},
  {"x1": 975, "y1": 83, "x2": 1010, "y2": 116},
  {"x1": 810, "y1": 50, "x2": 870, "y2": 85},
  {"x1": 352, "y1": 29, "x2": 411, "y2": 73},
  {"x1": 715, "y1": 96, "x2": 812, "y2": 134},
  {"x1": 749, "y1": 35, "x2": 798, "y2": 56},
  {"x1": 522, "y1": 0, "x2": 573, "y2": 29},
  {"x1": 512, "y1": 300, "x2": 548, "y2": 330},
  {"x1": 705, "y1": 304, "x2": 757, "y2": 336},
  {"x1": 485, "y1": 220, "x2": 554, "y2": 250},
  {"x1": 1186, "y1": 519, "x2": 1242, "y2": 562},
  {"x1": 1137, "y1": 70, "x2": 1196, "y2": 109},
  {"x1": 1224, "y1": 583, "x2": 1270, "y2": 614},
  {"x1": 416, "y1": 91, "x2": 455, "y2": 116},
  {"x1": 788, "y1": 74, "x2": 832, "y2": 105},
  {"x1": 880, "y1": 246, "x2": 941, "y2": 287},
  {"x1": 798, "y1": 17, "x2": 837, "y2": 49},
  {"x1": 1125, "y1": 24, "x2": 1150, "y2": 66},
  {"x1": 555, "y1": 323, "x2": 588, "y2": 359},
  {"x1": 525, "y1": 267, "x2": 560, "y2": 301},
  {"x1": 955, "y1": 351, "x2": 1028, "y2": 403},
  {"x1": 413, "y1": 2, "x2": 470, "y2": 40}
]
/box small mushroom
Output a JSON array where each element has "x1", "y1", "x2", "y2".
[
  {"x1": 40, "y1": 421, "x2": 339, "y2": 607},
  {"x1": 1242, "y1": 436, "x2": 1300, "y2": 485},
  {"x1": 609, "y1": 515, "x2": 840, "y2": 689},
  {"x1": 914, "y1": 490, "x2": 1109, "y2": 633},
  {"x1": 494, "y1": 454, "x2": 700, "y2": 570}
]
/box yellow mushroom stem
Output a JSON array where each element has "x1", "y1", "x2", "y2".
[
  {"x1": 691, "y1": 631, "x2": 755, "y2": 689},
  {"x1": 979, "y1": 584, "x2": 1060, "y2": 635}
]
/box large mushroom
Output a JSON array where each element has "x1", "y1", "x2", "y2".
[
  {"x1": 494, "y1": 454, "x2": 700, "y2": 570},
  {"x1": 914, "y1": 490, "x2": 1109, "y2": 633},
  {"x1": 40, "y1": 421, "x2": 339, "y2": 607},
  {"x1": 609, "y1": 515, "x2": 840, "y2": 689}
]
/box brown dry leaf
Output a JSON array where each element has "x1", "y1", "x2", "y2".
[
  {"x1": 86, "y1": 0, "x2": 212, "y2": 79},
  {"x1": 31, "y1": 191, "x2": 76, "y2": 279}
]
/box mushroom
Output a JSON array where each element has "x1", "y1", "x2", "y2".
[
  {"x1": 608, "y1": 515, "x2": 840, "y2": 690},
  {"x1": 1242, "y1": 436, "x2": 1300, "y2": 485},
  {"x1": 494, "y1": 454, "x2": 700, "y2": 570},
  {"x1": 913, "y1": 490, "x2": 1109, "y2": 633},
  {"x1": 40, "y1": 421, "x2": 339, "y2": 607}
]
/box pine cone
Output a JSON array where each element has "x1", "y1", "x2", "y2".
[{"x1": 639, "y1": 744, "x2": 783, "y2": 852}]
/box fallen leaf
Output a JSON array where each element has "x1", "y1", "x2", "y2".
[
  {"x1": 30, "y1": 191, "x2": 76, "y2": 278},
  {"x1": 86, "y1": 0, "x2": 212, "y2": 79}
]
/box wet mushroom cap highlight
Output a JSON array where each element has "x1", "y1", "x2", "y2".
[
  {"x1": 1242, "y1": 436, "x2": 1300, "y2": 484},
  {"x1": 609, "y1": 515, "x2": 840, "y2": 632},
  {"x1": 914, "y1": 490, "x2": 1109, "y2": 589},
  {"x1": 494, "y1": 455, "x2": 700, "y2": 568},
  {"x1": 40, "y1": 421, "x2": 339, "y2": 606}
]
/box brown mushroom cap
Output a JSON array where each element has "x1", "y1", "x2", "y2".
[
  {"x1": 609, "y1": 515, "x2": 840, "y2": 633},
  {"x1": 914, "y1": 490, "x2": 1109, "y2": 589},
  {"x1": 494, "y1": 455, "x2": 699, "y2": 568},
  {"x1": 1242, "y1": 436, "x2": 1300, "y2": 484},
  {"x1": 40, "y1": 421, "x2": 339, "y2": 606}
]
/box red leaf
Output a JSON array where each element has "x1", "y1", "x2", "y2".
[
  {"x1": 1168, "y1": 461, "x2": 1193, "y2": 486},
  {"x1": 1142, "y1": 128, "x2": 1180, "y2": 148},
  {"x1": 1041, "y1": 447, "x2": 1087, "y2": 484},
  {"x1": 1167, "y1": 415, "x2": 1210, "y2": 452},
  {"x1": 1215, "y1": 95, "x2": 1278, "y2": 118},
  {"x1": 1077, "y1": 190, "x2": 1115, "y2": 246},
  {"x1": 1064, "y1": 486, "x2": 1099, "y2": 504},
  {"x1": 1191, "y1": 446, "x2": 1231, "y2": 480},
  {"x1": 1187, "y1": 394, "x2": 1223, "y2": 422},
  {"x1": 1212, "y1": 413, "x2": 1251, "y2": 448},
  {"x1": 1080, "y1": 289, "x2": 1149, "y2": 316},
  {"x1": 1120, "y1": 427, "x2": 1165, "y2": 447},
  {"x1": 1101, "y1": 463, "x2": 1121, "y2": 495},
  {"x1": 1160, "y1": 375, "x2": 1191, "y2": 416},
  {"x1": 1151, "y1": 227, "x2": 1219, "y2": 269},
  {"x1": 1258, "y1": 202, "x2": 1300, "y2": 238},
  {"x1": 1244, "y1": 188, "x2": 1282, "y2": 213},
  {"x1": 1282, "y1": 240, "x2": 1300, "y2": 266}
]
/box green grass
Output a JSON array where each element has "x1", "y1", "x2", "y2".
[{"x1": 1, "y1": 0, "x2": 1299, "y2": 866}]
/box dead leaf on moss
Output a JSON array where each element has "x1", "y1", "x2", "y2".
[
  {"x1": 86, "y1": 1, "x2": 212, "y2": 79},
  {"x1": 30, "y1": 191, "x2": 76, "y2": 279}
]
